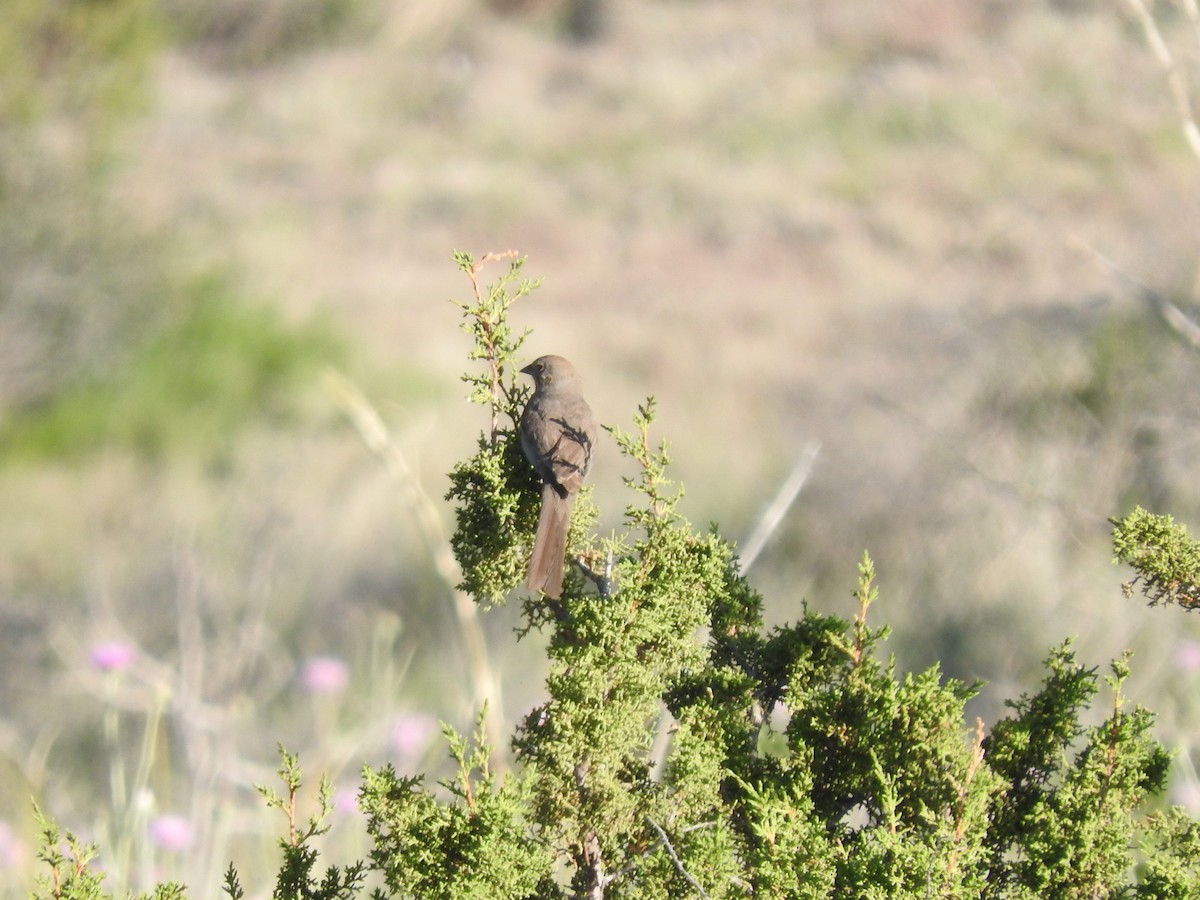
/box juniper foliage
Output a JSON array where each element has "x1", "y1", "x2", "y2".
[
  {"x1": 30, "y1": 256, "x2": 1200, "y2": 897},
  {"x1": 1112, "y1": 506, "x2": 1200, "y2": 611}
]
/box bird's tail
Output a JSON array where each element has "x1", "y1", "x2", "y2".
[{"x1": 526, "y1": 483, "x2": 574, "y2": 599}]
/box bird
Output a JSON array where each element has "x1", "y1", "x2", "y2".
[{"x1": 519, "y1": 355, "x2": 597, "y2": 598}]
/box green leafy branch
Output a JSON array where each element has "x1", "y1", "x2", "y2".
[
  {"x1": 32, "y1": 803, "x2": 107, "y2": 900},
  {"x1": 30, "y1": 803, "x2": 185, "y2": 900},
  {"x1": 449, "y1": 249, "x2": 539, "y2": 442},
  {"x1": 254, "y1": 744, "x2": 334, "y2": 848},
  {"x1": 441, "y1": 706, "x2": 499, "y2": 815},
  {"x1": 359, "y1": 708, "x2": 552, "y2": 899},
  {"x1": 226, "y1": 746, "x2": 367, "y2": 900},
  {"x1": 845, "y1": 550, "x2": 888, "y2": 668},
  {"x1": 1112, "y1": 506, "x2": 1200, "y2": 610},
  {"x1": 606, "y1": 398, "x2": 682, "y2": 530},
  {"x1": 445, "y1": 251, "x2": 547, "y2": 604}
]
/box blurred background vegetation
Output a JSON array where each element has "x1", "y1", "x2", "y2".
[{"x1": 4, "y1": 0, "x2": 1200, "y2": 895}]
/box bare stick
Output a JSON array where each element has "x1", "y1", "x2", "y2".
[
  {"x1": 1071, "y1": 237, "x2": 1200, "y2": 349},
  {"x1": 1124, "y1": 0, "x2": 1200, "y2": 159},
  {"x1": 646, "y1": 818, "x2": 710, "y2": 899},
  {"x1": 739, "y1": 441, "x2": 821, "y2": 573},
  {"x1": 995, "y1": 175, "x2": 1200, "y2": 351}
]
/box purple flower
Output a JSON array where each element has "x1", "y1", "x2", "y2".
[
  {"x1": 390, "y1": 713, "x2": 437, "y2": 761},
  {"x1": 1175, "y1": 640, "x2": 1200, "y2": 674},
  {"x1": 0, "y1": 820, "x2": 23, "y2": 869},
  {"x1": 89, "y1": 641, "x2": 136, "y2": 672},
  {"x1": 299, "y1": 656, "x2": 350, "y2": 695},
  {"x1": 333, "y1": 786, "x2": 360, "y2": 816},
  {"x1": 1173, "y1": 780, "x2": 1200, "y2": 813},
  {"x1": 148, "y1": 815, "x2": 193, "y2": 852}
]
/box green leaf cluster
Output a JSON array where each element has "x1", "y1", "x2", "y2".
[
  {"x1": 444, "y1": 251, "x2": 542, "y2": 604},
  {"x1": 1112, "y1": 506, "x2": 1200, "y2": 610},
  {"x1": 359, "y1": 712, "x2": 554, "y2": 899},
  {"x1": 223, "y1": 747, "x2": 367, "y2": 900},
  {"x1": 982, "y1": 648, "x2": 1171, "y2": 898},
  {"x1": 30, "y1": 804, "x2": 185, "y2": 900}
]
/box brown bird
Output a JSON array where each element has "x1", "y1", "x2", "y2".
[{"x1": 519, "y1": 355, "x2": 597, "y2": 598}]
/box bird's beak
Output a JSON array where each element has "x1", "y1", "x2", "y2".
[{"x1": 520, "y1": 362, "x2": 536, "y2": 376}]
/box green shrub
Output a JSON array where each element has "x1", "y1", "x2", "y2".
[{"x1": 28, "y1": 255, "x2": 1200, "y2": 898}]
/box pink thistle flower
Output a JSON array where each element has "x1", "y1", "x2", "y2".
[
  {"x1": 390, "y1": 713, "x2": 438, "y2": 761},
  {"x1": 1175, "y1": 640, "x2": 1200, "y2": 674},
  {"x1": 89, "y1": 641, "x2": 136, "y2": 672},
  {"x1": 298, "y1": 656, "x2": 350, "y2": 695},
  {"x1": 333, "y1": 786, "x2": 360, "y2": 816},
  {"x1": 0, "y1": 820, "x2": 23, "y2": 869},
  {"x1": 148, "y1": 815, "x2": 193, "y2": 852},
  {"x1": 1173, "y1": 779, "x2": 1200, "y2": 813}
]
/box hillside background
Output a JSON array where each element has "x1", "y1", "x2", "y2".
[{"x1": 4, "y1": 0, "x2": 1200, "y2": 894}]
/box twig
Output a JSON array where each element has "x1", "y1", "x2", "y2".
[
  {"x1": 1069, "y1": 237, "x2": 1200, "y2": 349},
  {"x1": 327, "y1": 369, "x2": 505, "y2": 757},
  {"x1": 1091, "y1": 3, "x2": 1200, "y2": 344},
  {"x1": 1123, "y1": 0, "x2": 1200, "y2": 159},
  {"x1": 1178, "y1": 0, "x2": 1200, "y2": 51},
  {"x1": 645, "y1": 818, "x2": 710, "y2": 899},
  {"x1": 939, "y1": 4, "x2": 1200, "y2": 351},
  {"x1": 574, "y1": 548, "x2": 615, "y2": 597},
  {"x1": 739, "y1": 441, "x2": 820, "y2": 573},
  {"x1": 462, "y1": 249, "x2": 521, "y2": 443},
  {"x1": 992, "y1": 173, "x2": 1200, "y2": 350}
]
